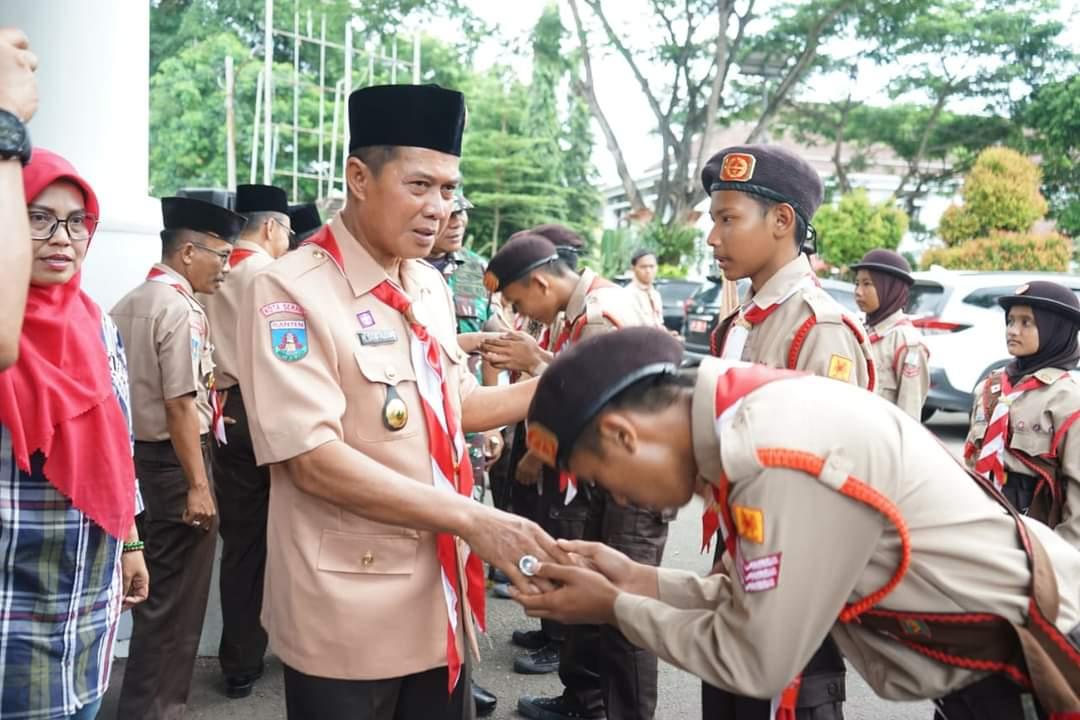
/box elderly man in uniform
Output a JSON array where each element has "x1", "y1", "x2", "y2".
[
  {"x1": 201, "y1": 183, "x2": 292, "y2": 699},
  {"x1": 517, "y1": 327, "x2": 1080, "y2": 720},
  {"x1": 482, "y1": 234, "x2": 667, "y2": 720},
  {"x1": 288, "y1": 201, "x2": 322, "y2": 249},
  {"x1": 703, "y1": 144, "x2": 875, "y2": 720},
  {"x1": 235, "y1": 83, "x2": 566, "y2": 720},
  {"x1": 111, "y1": 196, "x2": 244, "y2": 720}
]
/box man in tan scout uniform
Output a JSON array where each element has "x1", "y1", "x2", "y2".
[
  {"x1": 482, "y1": 233, "x2": 667, "y2": 720},
  {"x1": 965, "y1": 280, "x2": 1080, "y2": 550},
  {"x1": 201, "y1": 183, "x2": 292, "y2": 699},
  {"x1": 235, "y1": 84, "x2": 565, "y2": 720},
  {"x1": 518, "y1": 327, "x2": 1080, "y2": 720},
  {"x1": 111, "y1": 196, "x2": 244, "y2": 720},
  {"x1": 627, "y1": 249, "x2": 664, "y2": 328},
  {"x1": 703, "y1": 144, "x2": 874, "y2": 719},
  {"x1": 852, "y1": 249, "x2": 929, "y2": 419}
]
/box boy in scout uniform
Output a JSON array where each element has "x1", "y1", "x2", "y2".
[
  {"x1": 703, "y1": 144, "x2": 875, "y2": 719},
  {"x1": 234, "y1": 84, "x2": 567, "y2": 720},
  {"x1": 628, "y1": 249, "x2": 664, "y2": 328},
  {"x1": 851, "y1": 249, "x2": 929, "y2": 419},
  {"x1": 517, "y1": 327, "x2": 1080, "y2": 720},
  {"x1": 202, "y1": 183, "x2": 292, "y2": 699},
  {"x1": 483, "y1": 234, "x2": 667, "y2": 720},
  {"x1": 965, "y1": 280, "x2": 1080, "y2": 549},
  {"x1": 111, "y1": 196, "x2": 244, "y2": 720}
]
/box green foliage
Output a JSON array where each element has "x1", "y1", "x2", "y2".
[
  {"x1": 590, "y1": 228, "x2": 632, "y2": 279},
  {"x1": 814, "y1": 190, "x2": 909, "y2": 268},
  {"x1": 921, "y1": 232, "x2": 1071, "y2": 271},
  {"x1": 1022, "y1": 75, "x2": 1080, "y2": 238},
  {"x1": 635, "y1": 220, "x2": 703, "y2": 269},
  {"x1": 657, "y1": 264, "x2": 687, "y2": 279},
  {"x1": 938, "y1": 147, "x2": 1048, "y2": 246}
]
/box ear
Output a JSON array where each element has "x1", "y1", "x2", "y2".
[
  {"x1": 180, "y1": 242, "x2": 196, "y2": 266},
  {"x1": 596, "y1": 412, "x2": 638, "y2": 456},
  {"x1": 770, "y1": 203, "x2": 796, "y2": 241},
  {"x1": 346, "y1": 156, "x2": 372, "y2": 203},
  {"x1": 532, "y1": 273, "x2": 552, "y2": 295}
]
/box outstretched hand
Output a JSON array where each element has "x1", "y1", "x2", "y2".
[{"x1": 511, "y1": 561, "x2": 621, "y2": 625}]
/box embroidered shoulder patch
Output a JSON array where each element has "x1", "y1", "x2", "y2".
[
  {"x1": 827, "y1": 354, "x2": 854, "y2": 382},
  {"x1": 732, "y1": 504, "x2": 765, "y2": 544},
  {"x1": 902, "y1": 349, "x2": 922, "y2": 378},
  {"x1": 261, "y1": 301, "x2": 305, "y2": 317},
  {"x1": 270, "y1": 320, "x2": 308, "y2": 361},
  {"x1": 526, "y1": 423, "x2": 559, "y2": 467},
  {"x1": 739, "y1": 552, "x2": 781, "y2": 593}
]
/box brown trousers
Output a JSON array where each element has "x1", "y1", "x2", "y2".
[
  {"x1": 212, "y1": 389, "x2": 270, "y2": 677},
  {"x1": 543, "y1": 474, "x2": 668, "y2": 720},
  {"x1": 117, "y1": 437, "x2": 218, "y2": 720}
]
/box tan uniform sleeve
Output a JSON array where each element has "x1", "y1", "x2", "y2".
[
  {"x1": 613, "y1": 467, "x2": 883, "y2": 698},
  {"x1": 965, "y1": 378, "x2": 990, "y2": 470},
  {"x1": 1053, "y1": 403, "x2": 1080, "y2": 549},
  {"x1": 574, "y1": 314, "x2": 618, "y2": 343},
  {"x1": 238, "y1": 271, "x2": 345, "y2": 465},
  {"x1": 894, "y1": 342, "x2": 930, "y2": 420},
  {"x1": 794, "y1": 320, "x2": 870, "y2": 389},
  {"x1": 157, "y1": 301, "x2": 201, "y2": 401}
]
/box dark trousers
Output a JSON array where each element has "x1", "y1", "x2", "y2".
[
  {"x1": 933, "y1": 673, "x2": 1045, "y2": 720},
  {"x1": 542, "y1": 473, "x2": 667, "y2": 720},
  {"x1": 283, "y1": 663, "x2": 474, "y2": 720},
  {"x1": 118, "y1": 437, "x2": 218, "y2": 720},
  {"x1": 212, "y1": 388, "x2": 270, "y2": 678},
  {"x1": 700, "y1": 537, "x2": 845, "y2": 720}
]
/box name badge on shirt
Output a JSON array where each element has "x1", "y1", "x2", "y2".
[{"x1": 358, "y1": 329, "x2": 398, "y2": 346}]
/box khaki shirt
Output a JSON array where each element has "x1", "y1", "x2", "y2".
[
  {"x1": 867, "y1": 310, "x2": 929, "y2": 419},
  {"x1": 716, "y1": 255, "x2": 873, "y2": 388},
  {"x1": 555, "y1": 269, "x2": 654, "y2": 347},
  {"x1": 110, "y1": 263, "x2": 214, "y2": 441},
  {"x1": 629, "y1": 280, "x2": 664, "y2": 327},
  {"x1": 200, "y1": 239, "x2": 274, "y2": 390},
  {"x1": 236, "y1": 215, "x2": 479, "y2": 680},
  {"x1": 614, "y1": 358, "x2": 1080, "y2": 701},
  {"x1": 967, "y1": 367, "x2": 1080, "y2": 548}
]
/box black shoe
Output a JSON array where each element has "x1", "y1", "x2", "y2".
[
  {"x1": 517, "y1": 695, "x2": 605, "y2": 720},
  {"x1": 511, "y1": 628, "x2": 550, "y2": 651},
  {"x1": 472, "y1": 682, "x2": 497, "y2": 717},
  {"x1": 224, "y1": 664, "x2": 264, "y2": 699},
  {"x1": 513, "y1": 643, "x2": 560, "y2": 675}
]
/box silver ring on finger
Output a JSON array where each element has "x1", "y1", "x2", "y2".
[{"x1": 518, "y1": 554, "x2": 540, "y2": 577}]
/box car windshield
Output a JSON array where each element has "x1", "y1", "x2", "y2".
[
  {"x1": 690, "y1": 282, "x2": 722, "y2": 306},
  {"x1": 657, "y1": 281, "x2": 698, "y2": 302},
  {"x1": 907, "y1": 282, "x2": 947, "y2": 317}
]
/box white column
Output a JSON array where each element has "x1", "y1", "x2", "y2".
[{"x1": 6, "y1": 0, "x2": 160, "y2": 312}]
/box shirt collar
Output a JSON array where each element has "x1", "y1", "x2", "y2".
[
  {"x1": 749, "y1": 253, "x2": 813, "y2": 310},
  {"x1": 566, "y1": 268, "x2": 597, "y2": 321},
  {"x1": 235, "y1": 239, "x2": 269, "y2": 257},
  {"x1": 870, "y1": 309, "x2": 907, "y2": 332},
  {"x1": 151, "y1": 262, "x2": 195, "y2": 295},
  {"x1": 691, "y1": 358, "x2": 724, "y2": 486},
  {"x1": 314, "y1": 214, "x2": 430, "y2": 299}
]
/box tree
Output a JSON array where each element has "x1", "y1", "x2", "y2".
[
  {"x1": 1022, "y1": 75, "x2": 1080, "y2": 238},
  {"x1": 815, "y1": 190, "x2": 909, "y2": 269}
]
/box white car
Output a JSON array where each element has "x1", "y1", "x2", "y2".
[{"x1": 908, "y1": 269, "x2": 1080, "y2": 420}]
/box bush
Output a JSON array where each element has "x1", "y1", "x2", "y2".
[
  {"x1": 939, "y1": 147, "x2": 1049, "y2": 244},
  {"x1": 920, "y1": 231, "x2": 1071, "y2": 271},
  {"x1": 814, "y1": 189, "x2": 909, "y2": 268},
  {"x1": 938, "y1": 204, "x2": 983, "y2": 246}
]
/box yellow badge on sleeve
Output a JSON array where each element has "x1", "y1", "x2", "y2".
[
  {"x1": 827, "y1": 354, "x2": 854, "y2": 382},
  {"x1": 526, "y1": 423, "x2": 559, "y2": 467},
  {"x1": 732, "y1": 504, "x2": 765, "y2": 544}
]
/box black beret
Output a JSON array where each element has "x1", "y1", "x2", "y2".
[
  {"x1": 161, "y1": 196, "x2": 244, "y2": 243},
  {"x1": 526, "y1": 327, "x2": 684, "y2": 468},
  {"x1": 630, "y1": 248, "x2": 656, "y2": 265},
  {"x1": 235, "y1": 184, "x2": 289, "y2": 215},
  {"x1": 850, "y1": 249, "x2": 914, "y2": 286},
  {"x1": 452, "y1": 194, "x2": 474, "y2": 213},
  {"x1": 701, "y1": 144, "x2": 824, "y2": 229},
  {"x1": 348, "y1": 84, "x2": 466, "y2": 156},
  {"x1": 288, "y1": 203, "x2": 323, "y2": 245},
  {"x1": 484, "y1": 234, "x2": 560, "y2": 293},
  {"x1": 999, "y1": 280, "x2": 1080, "y2": 324}
]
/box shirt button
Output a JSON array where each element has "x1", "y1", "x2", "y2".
[
  {"x1": 386, "y1": 368, "x2": 397, "y2": 380},
  {"x1": 313, "y1": 250, "x2": 325, "y2": 259},
  {"x1": 361, "y1": 551, "x2": 375, "y2": 567}
]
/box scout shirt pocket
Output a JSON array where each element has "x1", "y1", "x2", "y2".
[
  {"x1": 316, "y1": 529, "x2": 419, "y2": 575},
  {"x1": 1009, "y1": 413, "x2": 1054, "y2": 458},
  {"x1": 351, "y1": 342, "x2": 421, "y2": 442}
]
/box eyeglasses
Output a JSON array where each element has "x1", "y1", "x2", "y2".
[
  {"x1": 28, "y1": 209, "x2": 98, "y2": 241},
  {"x1": 271, "y1": 217, "x2": 295, "y2": 242},
  {"x1": 191, "y1": 242, "x2": 232, "y2": 265}
]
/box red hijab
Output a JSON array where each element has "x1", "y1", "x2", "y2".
[{"x1": 0, "y1": 148, "x2": 135, "y2": 539}]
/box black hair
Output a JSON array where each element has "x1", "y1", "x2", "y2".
[
  {"x1": 556, "y1": 246, "x2": 581, "y2": 272},
  {"x1": 630, "y1": 248, "x2": 657, "y2": 266},
  {"x1": 576, "y1": 370, "x2": 696, "y2": 456},
  {"x1": 160, "y1": 228, "x2": 193, "y2": 258},
  {"x1": 753, "y1": 196, "x2": 808, "y2": 251},
  {"x1": 514, "y1": 257, "x2": 575, "y2": 286},
  {"x1": 349, "y1": 145, "x2": 399, "y2": 176}
]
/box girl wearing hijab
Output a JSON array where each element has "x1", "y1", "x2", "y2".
[
  {"x1": 851, "y1": 249, "x2": 929, "y2": 419},
  {"x1": 965, "y1": 280, "x2": 1080, "y2": 548},
  {"x1": 0, "y1": 148, "x2": 148, "y2": 719}
]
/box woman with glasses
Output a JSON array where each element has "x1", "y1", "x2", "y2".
[{"x1": 0, "y1": 148, "x2": 148, "y2": 719}]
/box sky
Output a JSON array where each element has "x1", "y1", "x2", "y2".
[{"x1": 434, "y1": 0, "x2": 1080, "y2": 188}]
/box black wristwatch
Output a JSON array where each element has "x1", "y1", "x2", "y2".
[{"x1": 0, "y1": 110, "x2": 31, "y2": 166}]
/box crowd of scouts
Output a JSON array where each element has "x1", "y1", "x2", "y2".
[{"x1": 0, "y1": 51, "x2": 1078, "y2": 720}]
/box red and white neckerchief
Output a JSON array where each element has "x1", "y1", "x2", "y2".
[
  {"x1": 147, "y1": 267, "x2": 227, "y2": 445},
  {"x1": 370, "y1": 278, "x2": 486, "y2": 693},
  {"x1": 975, "y1": 372, "x2": 1051, "y2": 489},
  {"x1": 227, "y1": 247, "x2": 257, "y2": 268},
  {"x1": 696, "y1": 360, "x2": 803, "y2": 720},
  {"x1": 868, "y1": 316, "x2": 912, "y2": 345},
  {"x1": 720, "y1": 274, "x2": 818, "y2": 360}
]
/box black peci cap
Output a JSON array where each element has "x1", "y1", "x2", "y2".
[
  {"x1": 288, "y1": 203, "x2": 323, "y2": 246},
  {"x1": 161, "y1": 196, "x2": 244, "y2": 244},
  {"x1": 348, "y1": 84, "x2": 466, "y2": 156},
  {"x1": 484, "y1": 234, "x2": 560, "y2": 293},
  {"x1": 998, "y1": 280, "x2": 1080, "y2": 324},
  {"x1": 701, "y1": 144, "x2": 824, "y2": 231},
  {"x1": 526, "y1": 327, "x2": 684, "y2": 468},
  {"x1": 850, "y1": 249, "x2": 914, "y2": 286},
  {"x1": 235, "y1": 184, "x2": 289, "y2": 215}
]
